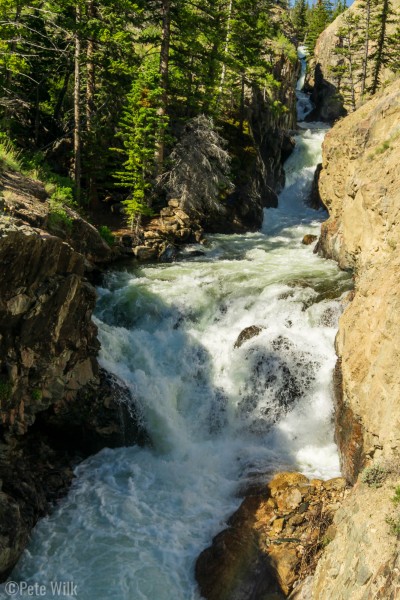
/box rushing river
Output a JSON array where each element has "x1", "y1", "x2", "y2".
[{"x1": 2, "y1": 50, "x2": 352, "y2": 600}]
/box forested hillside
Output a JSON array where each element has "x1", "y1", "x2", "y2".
[{"x1": 0, "y1": 0, "x2": 301, "y2": 231}]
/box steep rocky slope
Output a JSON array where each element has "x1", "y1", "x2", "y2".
[
  {"x1": 307, "y1": 0, "x2": 400, "y2": 121},
  {"x1": 0, "y1": 172, "x2": 142, "y2": 579},
  {"x1": 306, "y1": 77, "x2": 400, "y2": 598},
  {"x1": 167, "y1": 54, "x2": 299, "y2": 235}
]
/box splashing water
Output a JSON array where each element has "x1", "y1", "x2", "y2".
[{"x1": 2, "y1": 52, "x2": 352, "y2": 600}]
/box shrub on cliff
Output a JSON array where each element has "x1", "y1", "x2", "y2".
[{"x1": 361, "y1": 463, "x2": 387, "y2": 487}]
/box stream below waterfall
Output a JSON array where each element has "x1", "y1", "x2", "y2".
[{"x1": 2, "y1": 49, "x2": 353, "y2": 600}]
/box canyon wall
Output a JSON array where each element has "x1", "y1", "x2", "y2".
[
  {"x1": 306, "y1": 77, "x2": 400, "y2": 599},
  {"x1": 307, "y1": 0, "x2": 400, "y2": 121},
  {"x1": 0, "y1": 172, "x2": 142, "y2": 579}
]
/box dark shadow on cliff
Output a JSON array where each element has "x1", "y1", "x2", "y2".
[
  {"x1": 306, "y1": 64, "x2": 347, "y2": 123},
  {"x1": 196, "y1": 492, "x2": 288, "y2": 600}
]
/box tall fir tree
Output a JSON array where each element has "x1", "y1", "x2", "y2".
[
  {"x1": 292, "y1": 0, "x2": 309, "y2": 42},
  {"x1": 306, "y1": 0, "x2": 332, "y2": 54},
  {"x1": 369, "y1": 0, "x2": 393, "y2": 94},
  {"x1": 112, "y1": 56, "x2": 166, "y2": 232}
]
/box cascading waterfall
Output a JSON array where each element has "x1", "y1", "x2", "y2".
[{"x1": 2, "y1": 48, "x2": 352, "y2": 600}]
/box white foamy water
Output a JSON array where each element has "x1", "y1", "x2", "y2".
[
  {"x1": 296, "y1": 45, "x2": 314, "y2": 121},
  {"x1": 2, "y1": 54, "x2": 352, "y2": 600}
]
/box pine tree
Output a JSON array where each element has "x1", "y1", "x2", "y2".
[
  {"x1": 292, "y1": 0, "x2": 309, "y2": 42},
  {"x1": 332, "y1": 0, "x2": 346, "y2": 20},
  {"x1": 112, "y1": 56, "x2": 166, "y2": 232},
  {"x1": 370, "y1": 0, "x2": 393, "y2": 94},
  {"x1": 358, "y1": 0, "x2": 373, "y2": 97},
  {"x1": 306, "y1": 0, "x2": 332, "y2": 54},
  {"x1": 331, "y1": 12, "x2": 363, "y2": 111}
]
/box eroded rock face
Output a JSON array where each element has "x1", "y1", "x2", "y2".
[
  {"x1": 309, "y1": 76, "x2": 400, "y2": 599},
  {"x1": 114, "y1": 202, "x2": 204, "y2": 262},
  {"x1": 196, "y1": 472, "x2": 348, "y2": 600},
  {"x1": 0, "y1": 224, "x2": 98, "y2": 434},
  {"x1": 0, "y1": 171, "x2": 142, "y2": 579},
  {"x1": 317, "y1": 79, "x2": 400, "y2": 470},
  {"x1": 306, "y1": 0, "x2": 400, "y2": 121},
  {"x1": 1, "y1": 171, "x2": 113, "y2": 264}
]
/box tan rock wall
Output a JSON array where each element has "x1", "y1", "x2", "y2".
[{"x1": 309, "y1": 77, "x2": 400, "y2": 598}]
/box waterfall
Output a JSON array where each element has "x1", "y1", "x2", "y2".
[{"x1": 4, "y1": 49, "x2": 351, "y2": 600}]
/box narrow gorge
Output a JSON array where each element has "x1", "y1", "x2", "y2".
[{"x1": 1, "y1": 1, "x2": 400, "y2": 599}]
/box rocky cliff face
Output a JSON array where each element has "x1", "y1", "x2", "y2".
[
  {"x1": 306, "y1": 77, "x2": 400, "y2": 598},
  {"x1": 174, "y1": 54, "x2": 298, "y2": 235},
  {"x1": 196, "y1": 472, "x2": 348, "y2": 600},
  {"x1": 0, "y1": 171, "x2": 142, "y2": 579},
  {"x1": 307, "y1": 0, "x2": 400, "y2": 121}
]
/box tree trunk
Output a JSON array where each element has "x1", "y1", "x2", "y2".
[
  {"x1": 86, "y1": 0, "x2": 97, "y2": 206},
  {"x1": 53, "y1": 69, "x2": 71, "y2": 122},
  {"x1": 239, "y1": 72, "x2": 245, "y2": 134},
  {"x1": 155, "y1": 0, "x2": 171, "y2": 174},
  {"x1": 74, "y1": 3, "x2": 82, "y2": 204},
  {"x1": 86, "y1": 0, "x2": 95, "y2": 128},
  {"x1": 3, "y1": 3, "x2": 23, "y2": 132},
  {"x1": 361, "y1": 0, "x2": 371, "y2": 97},
  {"x1": 34, "y1": 84, "x2": 40, "y2": 145},
  {"x1": 371, "y1": 0, "x2": 389, "y2": 95},
  {"x1": 218, "y1": 0, "x2": 233, "y2": 97},
  {"x1": 347, "y1": 36, "x2": 356, "y2": 111}
]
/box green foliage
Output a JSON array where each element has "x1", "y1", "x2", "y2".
[
  {"x1": 0, "y1": 376, "x2": 12, "y2": 402},
  {"x1": 47, "y1": 201, "x2": 73, "y2": 234},
  {"x1": 306, "y1": 0, "x2": 333, "y2": 54},
  {"x1": 361, "y1": 463, "x2": 388, "y2": 488},
  {"x1": 98, "y1": 225, "x2": 115, "y2": 246},
  {"x1": 31, "y1": 388, "x2": 42, "y2": 402},
  {"x1": 274, "y1": 34, "x2": 298, "y2": 64},
  {"x1": 0, "y1": 0, "x2": 349, "y2": 222},
  {"x1": 112, "y1": 54, "x2": 165, "y2": 230},
  {"x1": 0, "y1": 136, "x2": 22, "y2": 172},
  {"x1": 385, "y1": 483, "x2": 400, "y2": 537},
  {"x1": 386, "y1": 514, "x2": 400, "y2": 537},
  {"x1": 292, "y1": 0, "x2": 309, "y2": 42},
  {"x1": 331, "y1": 12, "x2": 363, "y2": 110},
  {"x1": 391, "y1": 485, "x2": 400, "y2": 506}
]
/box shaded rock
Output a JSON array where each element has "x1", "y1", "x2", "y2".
[
  {"x1": 158, "y1": 243, "x2": 176, "y2": 263},
  {"x1": 301, "y1": 235, "x2": 318, "y2": 246},
  {"x1": 0, "y1": 171, "x2": 112, "y2": 265},
  {"x1": 307, "y1": 163, "x2": 325, "y2": 211},
  {"x1": 0, "y1": 170, "x2": 146, "y2": 580},
  {"x1": 121, "y1": 234, "x2": 133, "y2": 247},
  {"x1": 333, "y1": 361, "x2": 365, "y2": 485},
  {"x1": 234, "y1": 325, "x2": 264, "y2": 349},
  {"x1": 133, "y1": 245, "x2": 159, "y2": 260},
  {"x1": 0, "y1": 369, "x2": 144, "y2": 580}
]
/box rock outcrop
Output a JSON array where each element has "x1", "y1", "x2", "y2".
[
  {"x1": 114, "y1": 200, "x2": 204, "y2": 262},
  {"x1": 308, "y1": 77, "x2": 400, "y2": 597},
  {"x1": 196, "y1": 472, "x2": 348, "y2": 600},
  {"x1": 0, "y1": 171, "x2": 142, "y2": 579},
  {"x1": 306, "y1": 0, "x2": 400, "y2": 121}
]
